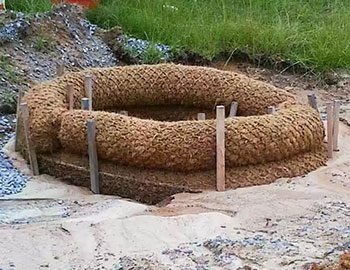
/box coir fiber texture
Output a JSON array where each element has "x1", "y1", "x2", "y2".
[{"x1": 22, "y1": 64, "x2": 326, "y2": 174}]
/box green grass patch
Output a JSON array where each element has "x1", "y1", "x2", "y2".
[
  {"x1": 6, "y1": 0, "x2": 350, "y2": 71},
  {"x1": 87, "y1": 0, "x2": 350, "y2": 72},
  {"x1": 6, "y1": 0, "x2": 53, "y2": 14}
]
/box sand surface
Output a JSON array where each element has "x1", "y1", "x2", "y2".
[{"x1": 1, "y1": 123, "x2": 350, "y2": 270}]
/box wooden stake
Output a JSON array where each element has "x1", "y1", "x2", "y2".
[
  {"x1": 87, "y1": 120, "x2": 100, "y2": 194},
  {"x1": 57, "y1": 64, "x2": 64, "y2": 77},
  {"x1": 333, "y1": 100, "x2": 340, "y2": 151},
  {"x1": 15, "y1": 90, "x2": 24, "y2": 152},
  {"x1": 20, "y1": 103, "x2": 39, "y2": 176},
  {"x1": 197, "y1": 113, "x2": 206, "y2": 120},
  {"x1": 84, "y1": 75, "x2": 93, "y2": 110},
  {"x1": 326, "y1": 102, "x2": 334, "y2": 158},
  {"x1": 81, "y1": 98, "x2": 89, "y2": 110},
  {"x1": 229, "y1": 102, "x2": 238, "y2": 117},
  {"x1": 66, "y1": 84, "x2": 74, "y2": 111},
  {"x1": 307, "y1": 93, "x2": 319, "y2": 112},
  {"x1": 216, "y1": 105, "x2": 225, "y2": 192},
  {"x1": 267, "y1": 106, "x2": 276, "y2": 114}
]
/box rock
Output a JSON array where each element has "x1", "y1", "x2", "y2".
[
  {"x1": 0, "y1": 102, "x2": 16, "y2": 114},
  {"x1": 0, "y1": 4, "x2": 117, "y2": 110},
  {"x1": 0, "y1": 115, "x2": 28, "y2": 197},
  {"x1": 102, "y1": 26, "x2": 123, "y2": 47},
  {"x1": 303, "y1": 263, "x2": 320, "y2": 270},
  {"x1": 341, "y1": 253, "x2": 350, "y2": 269},
  {"x1": 325, "y1": 72, "x2": 340, "y2": 85},
  {"x1": 237, "y1": 266, "x2": 255, "y2": 270},
  {"x1": 0, "y1": 16, "x2": 29, "y2": 45},
  {"x1": 112, "y1": 34, "x2": 171, "y2": 64}
]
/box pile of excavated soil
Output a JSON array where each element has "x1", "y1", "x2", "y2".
[{"x1": 0, "y1": 4, "x2": 116, "y2": 112}]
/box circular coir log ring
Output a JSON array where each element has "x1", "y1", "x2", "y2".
[{"x1": 22, "y1": 64, "x2": 325, "y2": 172}]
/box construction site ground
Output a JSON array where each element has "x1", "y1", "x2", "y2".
[
  {"x1": 1, "y1": 6, "x2": 350, "y2": 270},
  {"x1": 1, "y1": 115, "x2": 350, "y2": 269}
]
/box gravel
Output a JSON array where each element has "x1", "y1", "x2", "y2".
[
  {"x1": 0, "y1": 4, "x2": 117, "y2": 111},
  {"x1": 0, "y1": 4, "x2": 121, "y2": 198},
  {"x1": 0, "y1": 12, "x2": 28, "y2": 45},
  {"x1": 111, "y1": 199, "x2": 350, "y2": 269},
  {"x1": 117, "y1": 34, "x2": 172, "y2": 63},
  {"x1": 0, "y1": 114, "x2": 28, "y2": 197}
]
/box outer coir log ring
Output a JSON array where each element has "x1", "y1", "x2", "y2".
[{"x1": 23, "y1": 64, "x2": 325, "y2": 172}]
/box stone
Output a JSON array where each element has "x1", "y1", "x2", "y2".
[{"x1": 341, "y1": 253, "x2": 350, "y2": 269}]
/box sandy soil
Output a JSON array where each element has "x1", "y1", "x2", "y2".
[
  {"x1": 1, "y1": 62, "x2": 350, "y2": 270},
  {"x1": 0, "y1": 120, "x2": 349, "y2": 270}
]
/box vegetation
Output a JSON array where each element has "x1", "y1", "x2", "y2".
[
  {"x1": 0, "y1": 54, "x2": 18, "y2": 84},
  {"x1": 142, "y1": 44, "x2": 167, "y2": 64},
  {"x1": 0, "y1": 91, "x2": 17, "y2": 114},
  {"x1": 87, "y1": 0, "x2": 350, "y2": 72},
  {"x1": 6, "y1": 0, "x2": 54, "y2": 13},
  {"x1": 34, "y1": 35, "x2": 54, "y2": 52},
  {"x1": 7, "y1": 0, "x2": 350, "y2": 71}
]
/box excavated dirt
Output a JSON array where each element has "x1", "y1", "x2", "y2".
[{"x1": 0, "y1": 4, "x2": 116, "y2": 112}]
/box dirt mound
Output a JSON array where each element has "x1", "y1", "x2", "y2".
[{"x1": 0, "y1": 4, "x2": 116, "y2": 113}]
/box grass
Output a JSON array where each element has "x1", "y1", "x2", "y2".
[
  {"x1": 0, "y1": 54, "x2": 18, "y2": 84},
  {"x1": 33, "y1": 35, "x2": 54, "y2": 52},
  {"x1": 0, "y1": 54, "x2": 21, "y2": 113},
  {"x1": 6, "y1": 0, "x2": 350, "y2": 71},
  {"x1": 87, "y1": 0, "x2": 350, "y2": 72},
  {"x1": 6, "y1": 0, "x2": 53, "y2": 13},
  {"x1": 123, "y1": 41, "x2": 167, "y2": 64},
  {"x1": 142, "y1": 44, "x2": 166, "y2": 64}
]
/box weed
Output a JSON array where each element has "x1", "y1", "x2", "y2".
[
  {"x1": 142, "y1": 44, "x2": 166, "y2": 64},
  {"x1": 0, "y1": 54, "x2": 11, "y2": 66},
  {"x1": 0, "y1": 54, "x2": 18, "y2": 84},
  {"x1": 34, "y1": 35, "x2": 53, "y2": 52},
  {"x1": 0, "y1": 55, "x2": 21, "y2": 113},
  {"x1": 121, "y1": 40, "x2": 166, "y2": 64},
  {"x1": 122, "y1": 45, "x2": 140, "y2": 62},
  {"x1": 0, "y1": 91, "x2": 17, "y2": 114}
]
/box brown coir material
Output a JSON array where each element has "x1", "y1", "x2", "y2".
[
  {"x1": 22, "y1": 64, "x2": 326, "y2": 173},
  {"x1": 37, "y1": 148, "x2": 326, "y2": 204},
  {"x1": 58, "y1": 105, "x2": 324, "y2": 171}
]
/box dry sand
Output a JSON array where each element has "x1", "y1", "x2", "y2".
[{"x1": 0, "y1": 123, "x2": 350, "y2": 270}]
